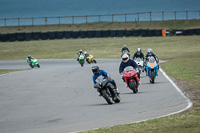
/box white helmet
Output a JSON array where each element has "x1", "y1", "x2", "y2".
[
  {"x1": 122, "y1": 54, "x2": 129, "y2": 63},
  {"x1": 137, "y1": 48, "x2": 141, "y2": 55},
  {"x1": 84, "y1": 51, "x2": 87, "y2": 54}
]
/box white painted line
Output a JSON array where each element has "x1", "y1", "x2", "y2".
[{"x1": 71, "y1": 68, "x2": 193, "y2": 133}]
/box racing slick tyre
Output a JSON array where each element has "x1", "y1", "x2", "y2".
[
  {"x1": 129, "y1": 80, "x2": 138, "y2": 93},
  {"x1": 114, "y1": 94, "x2": 121, "y2": 103},
  {"x1": 102, "y1": 89, "x2": 113, "y2": 104},
  {"x1": 150, "y1": 71, "x2": 155, "y2": 84}
]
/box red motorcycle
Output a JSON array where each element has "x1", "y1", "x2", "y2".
[{"x1": 123, "y1": 66, "x2": 139, "y2": 93}]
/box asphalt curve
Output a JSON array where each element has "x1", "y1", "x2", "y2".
[{"x1": 0, "y1": 59, "x2": 191, "y2": 133}]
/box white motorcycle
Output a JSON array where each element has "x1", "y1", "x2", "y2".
[{"x1": 134, "y1": 58, "x2": 143, "y2": 79}]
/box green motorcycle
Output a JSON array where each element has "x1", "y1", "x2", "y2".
[
  {"x1": 78, "y1": 54, "x2": 85, "y2": 67},
  {"x1": 27, "y1": 58, "x2": 40, "y2": 68}
]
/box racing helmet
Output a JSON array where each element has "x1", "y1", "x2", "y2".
[
  {"x1": 123, "y1": 44, "x2": 127, "y2": 48},
  {"x1": 147, "y1": 48, "x2": 153, "y2": 56},
  {"x1": 137, "y1": 48, "x2": 141, "y2": 55},
  {"x1": 84, "y1": 51, "x2": 87, "y2": 54},
  {"x1": 79, "y1": 49, "x2": 82, "y2": 53},
  {"x1": 92, "y1": 66, "x2": 100, "y2": 75},
  {"x1": 27, "y1": 55, "x2": 31, "y2": 59},
  {"x1": 122, "y1": 54, "x2": 129, "y2": 63}
]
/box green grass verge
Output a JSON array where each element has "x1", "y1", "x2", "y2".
[
  {"x1": 0, "y1": 35, "x2": 200, "y2": 133},
  {"x1": 80, "y1": 106, "x2": 200, "y2": 133},
  {"x1": 0, "y1": 69, "x2": 28, "y2": 75},
  {"x1": 0, "y1": 19, "x2": 200, "y2": 34}
]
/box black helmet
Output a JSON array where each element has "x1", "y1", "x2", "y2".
[
  {"x1": 28, "y1": 55, "x2": 31, "y2": 58},
  {"x1": 92, "y1": 66, "x2": 100, "y2": 75}
]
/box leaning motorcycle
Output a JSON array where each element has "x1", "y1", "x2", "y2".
[
  {"x1": 146, "y1": 56, "x2": 159, "y2": 83},
  {"x1": 94, "y1": 76, "x2": 120, "y2": 104},
  {"x1": 134, "y1": 57, "x2": 143, "y2": 79},
  {"x1": 27, "y1": 58, "x2": 40, "y2": 68},
  {"x1": 78, "y1": 54, "x2": 85, "y2": 67},
  {"x1": 86, "y1": 55, "x2": 97, "y2": 64},
  {"x1": 123, "y1": 66, "x2": 139, "y2": 93}
]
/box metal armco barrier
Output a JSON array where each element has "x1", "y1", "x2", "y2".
[{"x1": 0, "y1": 29, "x2": 199, "y2": 42}]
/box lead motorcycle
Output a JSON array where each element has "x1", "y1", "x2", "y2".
[
  {"x1": 123, "y1": 66, "x2": 139, "y2": 93},
  {"x1": 94, "y1": 76, "x2": 120, "y2": 104},
  {"x1": 78, "y1": 54, "x2": 85, "y2": 67},
  {"x1": 146, "y1": 56, "x2": 159, "y2": 83}
]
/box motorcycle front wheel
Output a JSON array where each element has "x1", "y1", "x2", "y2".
[
  {"x1": 150, "y1": 70, "x2": 155, "y2": 83},
  {"x1": 129, "y1": 80, "x2": 138, "y2": 93},
  {"x1": 114, "y1": 94, "x2": 121, "y2": 103},
  {"x1": 102, "y1": 89, "x2": 113, "y2": 104}
]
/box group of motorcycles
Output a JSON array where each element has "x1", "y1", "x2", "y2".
[
  {"x1": 27, "y1": 50, "x2": 158, "y2": 105},
  {"x1": 78, "y1": 54, "x2": 97, "y2": 67},
  {"x1": 121, "y1": 51, "x2": 159, "y2": 96}
]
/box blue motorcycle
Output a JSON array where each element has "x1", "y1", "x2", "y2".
[{"x1": 146, "y1": 57, "x2": 159, "y2": 83}]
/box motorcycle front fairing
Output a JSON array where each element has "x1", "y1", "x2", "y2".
[
  {"x1": 123, "y1": 66, "x2": 139, "y2": 88},
  {"x1": 30, "y1": 58, "x2": 38, "y2": 67},
  {"x1": 146, "y1": 61, "x2": 158, "y2": 76}
]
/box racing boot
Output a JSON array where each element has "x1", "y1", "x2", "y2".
[{"x1": 97, "y1": 88, "x2": 101, "y2": 97}]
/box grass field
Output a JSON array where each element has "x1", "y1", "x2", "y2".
[{"x1": 0, "y1": 32, "x2": 200, "y2": 132}]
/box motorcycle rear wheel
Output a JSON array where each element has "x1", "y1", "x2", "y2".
[
  {"x1": 102, "y1": 89, "x2": 113, "y2": 104},
  {"x1": 114, "y1": 94, "x2": 121, "y2": 103}
]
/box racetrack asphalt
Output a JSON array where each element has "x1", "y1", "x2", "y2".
[{"x1": 0, "y1": 59, "x2": 191, "y2": 133}]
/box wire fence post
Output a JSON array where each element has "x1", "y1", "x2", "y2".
[
  {"x1": 125, "y1": 13, "x2": 127, "y2": 23},
  {"x1": 59, "y1": 16, "x2": 61, "y2": 25},
  {"x1": 18, "y1": 18, "x2": 20, "y2": 26},
  {"x1": 4, "y1": 19, "x2": 6, "y2": 27},
  {"x1": 137, "y1": 12, "x2": 139, "y2": 22},
  {"x1": 32, "y1": 18, "x2": 33, "y2": 26},
  {"x1": 86, "y1": 16, "x2": 88, "y2": 24},
  {"x1": 149, "y1": 11, "x2": 152, "y2": 25},
  {"x1": 45, "y1": 17, "x2": 47, "y2": 25},
  {"x1": 99, "y1": 15, "x2": 100, "y2": 23},
  {"x1": 174, "y1": 11, "x2": 176, "y2": 21},
  {"x1": 112, "y1": 14, "x2": 114, "y2": 22},
  {"x1": 162, "y1": 11, "x2": 164, "y2": 22},
  {"x1": 186, "y1": 11, "x2": 188, "y2": 24},
  {"x1": 72, "y1": 16, "x2": 74, "y2": 24}
]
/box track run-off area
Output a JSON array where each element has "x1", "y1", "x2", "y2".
[{"x1": 0, "y1": 59, "x2": 192, "y2": 133}]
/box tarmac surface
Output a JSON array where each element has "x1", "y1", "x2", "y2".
[{"x1": 0, "y1": 59, "x2": 191, "y2": 133}]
